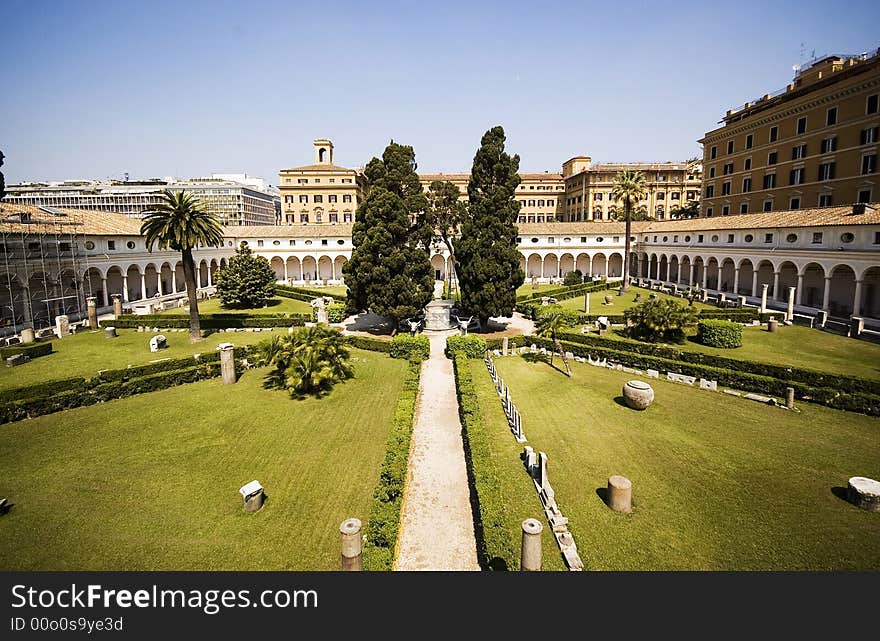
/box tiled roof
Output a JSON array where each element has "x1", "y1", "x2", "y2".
[
  {"x1": 517, "y1": 221, "x2": 633, "y2": 235},
  {"x1": 0, "y1": 204, "x2": 143, "y2": 235},
  {"x1": 223, "y1": 223, "x2": 354, "y2": 238},
  {"x1": 419, "y1": 173, "x2": 469, "y2": 182},
  {"x1": 280, "y1": 163, "x2": 359, "y2": 173},
  {"x1": 644, "y1": 204, "x2": 880, "y2": 231}
]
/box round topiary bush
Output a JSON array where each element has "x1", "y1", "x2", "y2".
[
  {"x1": 563, "y1": 270, "x2": 583, "y2": 286},
  {"x1": 697, "y1": 319, "x2": 743, "y2": 348}
]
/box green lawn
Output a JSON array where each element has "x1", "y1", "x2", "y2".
[
  {"x1": 0, "y1": 328, "x2": 286, "y2": 391},
  {"x1": 557, "y1": 287, "x2": 714, "y2": 314},
  {"x1": 517, "y1": 283, "x2": 566, "y2": 298},
  {"x1": 304, "y1": 285, "x2": 347, "y2": 298},
  {"x1": 156, "y1": 296, "x2": 313, "y2": 316},
  {"x1": 490, "y1": 356, "x2": 880, "y2": 570},
  {"x1": 468, "y1": 359, "x2": 567, "y2": 571},
  {"x1": 585, "y1": 323, "x2": 880, "y2": 381},
  {"x1": 0, "y1": 349, "x2": 407, "y2": 570}
]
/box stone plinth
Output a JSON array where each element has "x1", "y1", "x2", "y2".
[
  {"x1": 847, "y1": 477, "x2": 880, "y2": 512},
  {"x1": 104, "y1": 326, "x2": 117, "y2": 339},
  {"x1": 607, "y1": 475, "x2": 632, "y2": 513},
  {"x1": 55, "y1": 315, "x2": 70, "y2": 337},
  {"x1": 87, "y1": 296, "x2": 98, "y2": 329},
  {"x1": 425, "y1": 299, "x2": 455, "y2": 330},
  {"x1": 112, "y1": 294, "x2": 123, "y2": 319},
  {"x1": 622, "y1": 380, "x2": 654, "y2": 410},
  {"x1": 340, "y1": 518, "x2": 363, "y2": 571},
  {"x1": 20, "y1": 327, "x2": 35, "y2": 344},
  {"x1": 219, "y1": 343, "x2": 237, "y2": 384},
  {"x1": 768, "y1": 318, "x2": 779, "y2": 333}
]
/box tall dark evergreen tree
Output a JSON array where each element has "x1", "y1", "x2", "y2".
[
  {"x1": 456, "y1": 126, "x2": 524, "y2": 329},
  {"x1": 342, "y1": 142, "x2": 434, "y2": 332},
  {"x1": 0, "y1": 150, "x2": 6, "y2": 201}
]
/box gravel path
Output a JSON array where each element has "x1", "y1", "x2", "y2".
[{"x1": 395, "y1": 331, "x2": 480, "y2": 571}]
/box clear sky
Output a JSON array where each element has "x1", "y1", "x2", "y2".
[{"x1": 2, "y1": 0, "x2": 879, "y2": 185}]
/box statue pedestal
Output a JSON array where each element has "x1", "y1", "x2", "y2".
[{"x1": 425, "y1": 299, "x2": 455, "y2": 330}]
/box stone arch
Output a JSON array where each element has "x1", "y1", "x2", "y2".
[
  {"x1": 286, "y1": 256, "x2": 302, "y2": 281},
  {"x1": 777, "y1": 261, "x2": 798, "y2": 301},
  {"x1": 302, "y1": 256, "x2": 317, "y2": 282},
  {"x1": 608, "y1": 253, "x2": 623, "y2": 278},
  {"x1": 334, "y1": 256, "x2": 347, "y2": 283},
  {"x1": 560, "y1": 253, "x2": 575, "y2": 277},
  {"x1": 693, "y1": 256, "x2": 706, "y2": 288},
  {"x1": 0, "y1": 274, "x2": 27, "y2": 327},
  {"x1": 543, "y1": 253, "x2": 559, "y2": 279},
  {"x1": 174, "y1": 262, "x2": 185, "y2": 293},
  {"x1": 737, "y1": 258, "x2": 755, "y2": 295},
  {"x1": 705, "y1": 257, "x2": 720, "y2": 290},
  {"x1": 160, "y1": 262, "x2": 174, "y2": 295},
  {"x1": 270, "y1": 256, "x2": 285, "y2": 282},
  {"x1": 105, "y1": 266, "x2": 124, "y2": 300},
  {"x1": 679, "y1": 254, "x2": 692, "y2": 285},
  {"x1": 719, "y1": 258, "x2": 736, "y2": 293},
  {"x1": 526, "y1": 253, "x2": 542, "y2": 279},
  {"x1": 143, "y1": 263, "x2": 160, "y2": 297},
  {"x1": 858, "y1": 266, "x2": 880, "y2": 318},
  {"x1": 575, "y1": 253, "x2": 591, "y2": 275},
  {"x1": 829, "y1": 264, "x2": 856, "y2": 317},
  {"x1": 755, "y1": 260, "x2": 774, "y2": 297},
  {"x1": 518, "y1": 253, "x2": 526, "y2": 275},
  {"x1": 126, "y1": 264, "x2": 143, "y2": 300},
  {"x1": 220, "y1": 257, "x2": 228, "y2": 268},
  {"x1": 431, "y1": 254, "x2": 447, "y2": 281},
  {"x1": 198, "y1": 259, "x2": 209, "y2": 288},
  {"x1": 668, "y1": 255, "x2": 680, "y2": 283},
  {"x1": 209, "y1": 259, "x2": 219, "y2": 284},
  {"x1": 317, "y1": 255, "x2": 333, "y2": 281},
  {"x1": 800, "y1": 262, "x2": 826, "y2": 309},
  {"x1": 648, "y1": 253, "x2": 658, "y2": 280},
  {"x1": 83, "y1": 267, "x2": 104, "y2": 304},
  {"x1": 659, "y1": 255, "x2": 669, "y2": 282},
  {"x1": 591, "y1": 252, "x2": 608, "y2": 278}
]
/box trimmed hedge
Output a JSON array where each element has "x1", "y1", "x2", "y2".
[
  {"x1": 515, "y1": 279, "x2": 609, "y2": 303},
  {"x1": 446, "y1": 334, "x2": 488, "y2": 359},
  {"x1": 1, "y1": 341, "x2": 53, "y2": 360},
  {"x1": 275, "y1": 284, "x2": 346, "y2": 303},
  {"x1": 0, "y1": 361, "x2": 235, "y2": 425},
  {"x1": 312, "y1": 303, "x2": 346, "y2": 323},
  {"x1": 530, "y1": 335, "x2": 880, "y2": 416},
  {"x1": 453, "y1": 353, "x2": 518, "y2": 570},
  {"x1": 390, "y1": 334, "x2": 430, "y2": 361},
  {"x1": 111, "y1": 313, "x2": 310, "y2": 329},
  {"x1": 558, "y1": 331, "x2": 880, "y2": 397},
  {"x1": 697, "y1": 319, "x2": 743, "y2": 348},
  {"x1": 347, "y1": 335, "x2": 392, "y2": 353},
  {"x1": 363, "y1": 361, "x2": 421, "y2": 570},
  {"x1": 0, "y1": 376, "x2": 86, "y2": 404}
]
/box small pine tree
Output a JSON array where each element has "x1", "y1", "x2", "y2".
[
  {"x1": 215, "y1": 241, "x2": 277, "y2": 309},
  {"x1": 624, "y1": 299, "x2": 697, "y2": 343}
]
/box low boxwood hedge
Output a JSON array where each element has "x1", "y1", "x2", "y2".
[
  {"x1": 697, "y1": 319, "x2": 743, "y2": 348},
  {"x1": 0, "y1": 341, "x2": 53, "y2": 360},
  {"x1": 363, "y1": 361, "x2": 420, "y2": 570},
  {"x1": 390, "y1": 334, "x2": 430, "y2": 361},
  {"x1": 453, "y1": 353, "x2": 518, "y2": 570},
  {"x1": 111, "y1": 314, "x2": 310, "y2": 329},
  {"x1": 446, "y1": 334, "x2": 488, "y2": 359},
  {"x1": 275, "y1": 284, "x2": 346, "y2": 303},
  {"x1": 0, "y1": 376, "x2": 86, "y2": 404},
  {"x1": 347, "y1": 336, "x2": 392, "y2": 353}
]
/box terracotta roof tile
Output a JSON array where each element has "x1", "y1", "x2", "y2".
[
  {"x1": 223, "y1": 223, "x2": 354, "y2": 238},
  {"x1": 0, "y1": 204, "x2": 143, "y2": 235}
]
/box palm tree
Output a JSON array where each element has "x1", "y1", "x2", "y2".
[
  {"x1": 536, "y1": 311, "x2": 572, "y2": 377},
  {"x1": 610, "y1": 170, "x2": 647, "y2": 292},
  {"x1": 258, "y1": 326, "x2": 354, "y2": 397},
  {"x1": 140, "y1": 190, "x2": 224, "y2": 342}
]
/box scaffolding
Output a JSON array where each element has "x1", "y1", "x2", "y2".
[{"x1": 0, "y1": 206, "x2": 90, "y2": 334}]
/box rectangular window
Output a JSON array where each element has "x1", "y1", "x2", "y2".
[
  {"x1": 329, "y1": 213, "x2": 338, "y2": 223},
  {"x1": 763, "y1": 201, "x2": 773, "y2": 212},
  {"x1": 767, "y1": 151, "x2": 778, "y2": 165},
  {"x1": 710, "y1": 146, "x2": 717, "y2": 159},
  {"x1": 321, "y1": 239, "x2": 328, "y2": 245},
  {"x1": 297, "y1": 178, "x2": 308, "y2": 184},
  {"x1": 727, "y1": 140, "x2": 734, "y2": 154},
  {"x1": 687, "y1": 191, "x2": 696, "y2": 200},
  {"x1": 709, "y1": 167, "x2": 716, "y2": 178},
  {"x1": 744, "y1": 157, "x2": 752, "y2": 171},
  {"x1": 289, "y1": 239, "x2": 296, "y2": 246},
  {"x1": 698, "y1": 234, "x2": 704, "y2": 243},
  {"x1": 705, "y1": 208, "x2": 713, "y2": 217},
  {"x1": 875, "y1": 231, "x2": 880, "y2": 244},
  {"x1": 299, "y1": 195, "x2": 308, "y2": 203},
  {"x1": 671, "y1": 192, "x2": 680, "y2": 200},
  {"x1": 257, "y1": 239, "x2": 264, "y2": 247},
  {"x1": 329, "y1": 179, "x2": 335, "y2": 183},
  {"x1": 742, "y1": 177, "x2": 752, "y2": 193},
  {"x1": 769, "y1": 126, "x2": 778, "y2": 142},
  {"x1": 314, "y1": 179, "x2": 321, "y2": 183},
  {"x1": 818, "y1": 162, "x2": 836, "y2": 181},
  {"x1": 867, "y1": 94, "x2": 878, "y2": 114},
  {"x1": 862, "y1": 154, "x2": 878, "y2": 175},
  {"x1": 812, "y1": 232, "x2": 822, "y2": 244},
  {"x1": 818, "y1": 193, "x2": 833, "y2": 207},
  {"x1": 538, "y1": 200, "x2": 545, "y2": 207},
  {"x1": 763, "y1": 174, "x2": 776, "y2": 189},
  {"x1": 705, "y1": 185, "x2": 715, "y2": 197},
  {"x1": 797, "y1": 116, "x2": 807, "y2": 134},
  {"x1": 722, "y1": 205, "x2": 730, "y2": 215},
  {"x1": 789, "y1": 168, "x2": 804, "y2": 185},
  {"x1": 721, "y1": 182, "x2": 731, "y2": 196},
  {"x1": 657, "y1": 192, "x2": 665, "y2": 200},
  {"x1": 727, "y1": 234, "x2": 734, "y2": 243},
  {"x1": 313, "y1": 195, "x2": 323, "y2": 203},
  {"x1": 859, "y1": 189, "x2": 872, "y2": 203},
  {"x1": 764, "y1": 233, "x2": 773, "y2": 243},
  {"x1": 723, "y1": 163, "x2": 733, "y2": 175},
  {"x1": 300, "y1": 214, "x2": 309, "y2": 223},
  {"x1": 826, "y1": 107, "x2": 837, "y2": 126},
  {"x1": 745, "y1": 134, "x2": 753, "y2": 149},
  {"x1": 107, "y1": 240, "x2": 116, "y2": 250},
  {"x1": 343, "y1": 212, "x2": 353, "y2": 223},
  {"x1": 328, "y1": 195, "x2": 337, "y2": 203},
  {"x1": 548, "y1": 200, "x2": 554, "y2": 207},
  {"x1": 548, "y1": 237, "x2": 554, "y2": 243},
  {"x1": 791, "y1": 144, "x2": 807, "y2": 160},
  {"x1": 861, "y1": 127, "x2": 879, "y2": 145},
  {"x1": 673, "y1": 235, "x2": 678, "y2": 242},
  {"x1": 790, "y1": 197, "x2": 800, "y2": 210},
  {"x1": 821, "y1": 136, "x2": 837, "y2": 153},
  {"x1": 740, "y1": 203, "x2": 749, "y2": 214},
  {"x1": 580, "y1": 237, "x2": 587, "y2": 243},
  {"x1": 342, "y1": 194, "x2": 352, "y2": 203}
]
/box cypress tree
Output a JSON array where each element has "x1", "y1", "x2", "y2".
[
  {"x1": 456, "y1": 126, "x2": 524, "y2": 329},
  {"x1": 343, "y1": 142, "x2": 433, "y2": 332},
  {"x1": 0, "y1": 150, "x2": 6, "y2": 201}
]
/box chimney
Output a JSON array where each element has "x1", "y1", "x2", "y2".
[{"x1": 851, "y1": 203, "x2": 866, "y2": 215}]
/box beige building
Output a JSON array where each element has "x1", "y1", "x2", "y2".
[
  {"x1": 278, "y1": 140, "x2": 368, "y2": 225},
  {"x1": 700, "y1": 48, "x2": 880, "y2": 217}
]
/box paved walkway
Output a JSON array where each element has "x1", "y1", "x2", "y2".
[{"x1": 395, "y1": 332, "x2": 480, "y2": 571}]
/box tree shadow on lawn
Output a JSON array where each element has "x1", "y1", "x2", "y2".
[
  {"x1": 521, "y1": 352, "x2": 567, "y2": 376},
  {"x1": 831, "y1": 486, "x2": 853, "y2": 506}
]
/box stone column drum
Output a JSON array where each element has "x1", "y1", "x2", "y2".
[
  {"x1": 622, "y1": 380, "x2": 654, "y2": 410},
  {"x1": 112, "y1": 294, "x2": 123, "y2": 319},
  {"x1": 340, "y1": 518, "x2": 363, "y2": 571},
  {"x1": 20, "y1": 327, "x2": 35, "y2": 344},
  {"x1": 86, "y1": 297, "x2": 98, "y2": 330},
  {"x1": 520, "y1": 518, "x2": 544, "y2": 572},
  {"x1": 607, "y1": 475, "x2": 632, "y2": 513},
  {"x1": 847, "y1": 477, "x2": 880, "y2": 512}
]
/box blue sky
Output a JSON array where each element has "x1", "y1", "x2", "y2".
[{"x1": 2, "y1": 0, "x2": 878, "y2": 185}]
